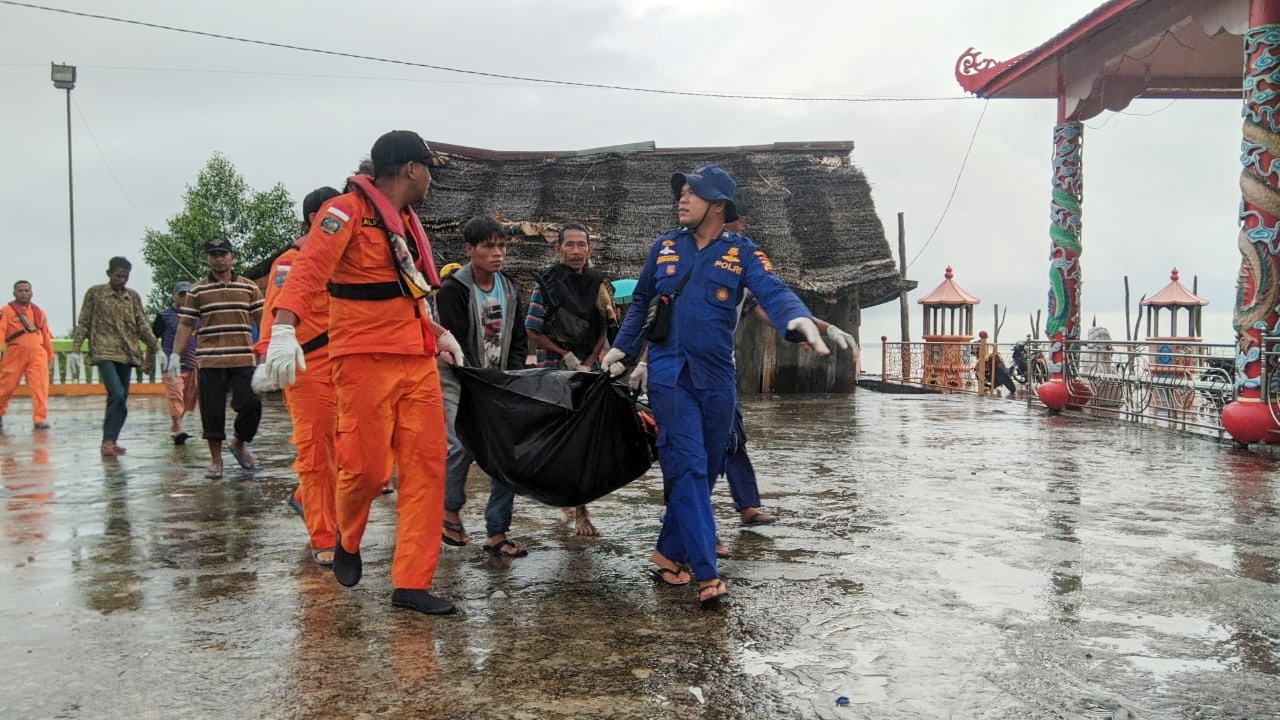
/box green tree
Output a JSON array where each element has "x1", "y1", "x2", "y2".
[{"x1": 141, "y1": 153, "x2": 296, "y2": 313}]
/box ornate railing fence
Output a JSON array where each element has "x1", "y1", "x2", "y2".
[{"x1": 881, "y1": 337, "x2": 1238, "y2": 440}]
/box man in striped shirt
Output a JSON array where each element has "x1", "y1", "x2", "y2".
[{"x1": 170, "y1": 237, "x2": 265, "y2": 479}]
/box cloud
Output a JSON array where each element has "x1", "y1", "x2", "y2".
[{"x1": 0, "y1": 0, "x2": 1249, "y2": 348}]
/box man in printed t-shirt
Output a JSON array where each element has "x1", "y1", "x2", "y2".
[{"x1": 435, "y1": 216, "x2": 531, "y2": 558}]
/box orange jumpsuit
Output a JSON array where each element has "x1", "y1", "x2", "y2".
[
  {"x1": 274, "y1": 191, "x2": 445, "y2": 591},
  {"x1": 256, "y1": 245, "x2": 337, "y2": 553},
  {"x1": 0, "y1": 302, "x2": 53, "y2": 425}
]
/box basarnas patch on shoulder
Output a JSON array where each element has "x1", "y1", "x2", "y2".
[
  {"x1": 273, "y1": 264, "x2": 291, "y2": 288},
  {"x1": 320, "y1": 216, "x2": 342, "y2": 235}
]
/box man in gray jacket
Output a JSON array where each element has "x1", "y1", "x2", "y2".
[{"x1": 435, "y1": 216, "x2": 531, "y2": 557}]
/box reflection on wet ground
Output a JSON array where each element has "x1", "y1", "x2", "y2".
[{"x1": 1, "y1": 392, "x2": 1276, "y2": 719}]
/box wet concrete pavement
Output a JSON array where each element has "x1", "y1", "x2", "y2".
[{"x1": 1, "y1": 391, "x2": 1276, "y2": 719}]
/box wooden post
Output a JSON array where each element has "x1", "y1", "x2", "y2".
[
  {"x1": 898, "y1": 212, "x2": 909, "y2": 342},
  {"x1": 761, "y1": 329, "x2": 775, "y2": 394},
  {"x1": 1124, "y1": 275, "x2": 1132, "y2": 341},
  {"x1": 852, "y1": 289, "x2": 862, "y2": 347},
  {"x1": 881, "y1": 337, "x2": 888, "y2": 382},
  {"x1": 977, "y1": 334, "x2": 988, "y2": 396}
]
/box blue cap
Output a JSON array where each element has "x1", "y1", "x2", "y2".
[{"x1": 671, "y1": 163, "x2": 737, "y2": 217}]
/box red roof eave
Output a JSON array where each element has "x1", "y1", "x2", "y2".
[{"x1": 955, "y1": 0, "x2": 1142, "y2": 98}]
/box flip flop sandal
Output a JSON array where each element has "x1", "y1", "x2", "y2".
[
  {"x1": 228, "y1": 443, "x2": 256, "y2": 471},
  {"x1": 203, "y1": 467, "x2": 223, "y2": 480},
  {"x1": 311, "y1": 548, "x2": 335, "y2": 567},
  {"x1": 441, "y1": 519, "x2": 469, "y2": 547},
  {"x1": 649, "y1": 565, "x2": 691, "y2": 586},
  {"x1": 698, "y1": 579, "x2": 728, "y2": 609},
  {"x1": 740, "y1": 509, "x2": 780, "y2": 527},
  {"x1": 173, "y1": 432, "x2": 190, "y2": 446},
  {"x1": 483, "y1": 539, "x2": 529, "y2": 558}
]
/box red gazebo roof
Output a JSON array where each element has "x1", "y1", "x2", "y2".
[
  {"x1": 918, "y1": 266, "x2": 980, "y2": 306},
  {"x1": 1141, "y1": 267, "x2": 1209, "y2": 307},
  {"x1": 955, "y1": 0, "x2": 1248, "y2": 120}
]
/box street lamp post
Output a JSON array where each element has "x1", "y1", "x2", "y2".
[{"x1": 51, "y1": 62, "x2": 77, "y2": 329}]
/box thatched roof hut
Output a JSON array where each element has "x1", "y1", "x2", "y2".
[
  {"x1": 420, "y1": 140, "x2": 903, "y2": 307},
  {"x1": 419, "y1": 140, "x2": 906, "y2": 393},
  {"x1": 251, "y1": 140, "x2": 906, "y2": 393}
]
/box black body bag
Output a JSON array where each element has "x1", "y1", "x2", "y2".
[{"x1": 453, "y1": 367, "x2": 656, "y2": 507}]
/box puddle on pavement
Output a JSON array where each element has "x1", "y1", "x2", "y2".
[{"x1": 0, "y1": 391, "x2": 1276, "y2": 718}]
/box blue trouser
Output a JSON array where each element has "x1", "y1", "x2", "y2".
[
  {"x1": 97, "y1": 361, "x2": 132, "y2": 443},
  {"x1": 440, "y1": 367, "x2": 516, "y2": 537},
  {"x1": 722, "y1": 408, "x2": 761, "y2": 512},
  {"x1": 650, "y1": 366, "x2": 734, "y2": 581}
]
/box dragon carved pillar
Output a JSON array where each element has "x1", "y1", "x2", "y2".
[
  {"x1": 1037, "y1": 122, "x2": 1083, "y2": 411},
  {"x1": 1223, "y1": 5, "x2": 1280, "y2": 444}
]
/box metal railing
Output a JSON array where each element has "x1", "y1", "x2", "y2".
[
  {"x1": 882, "y1": 337, "x2": 1237, "y2": 439},
  {"x1": 6, "y1": 340, "x2": 165, "y2": 386}
]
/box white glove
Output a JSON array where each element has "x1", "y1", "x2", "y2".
[
  {"x1": 66, "y1": 352, "x2": 83, "y2": 381},
  {"x1": 436, "y1": 331, "x2": 466, "y2": 367},
  {"x1": 628, "y1": 361, "x2": 648, "y2": 393},
  {"x1": 825, "y1": 325, "x2": 857, "y2": 353},
  {"x1": 250, "y1": 364, "x2": 280, "y2": 393},
  {"x1": 561, "y1": 352, "x2": 582, "y2": 371},
  {"x1": 263, "y1": 324, "x2": 306, "y2": 388},
  {"x1": 165, "y1": 351, "x2": 183, "y2": 379},
  {"x1": 601, "y1": 347, "x2": 628, "y2": 377},
  {"x1": 787, "y1": 317, "x2": 830, "y2": 356}
]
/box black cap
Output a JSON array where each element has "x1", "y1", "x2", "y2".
[
  {"x1": 303, "y1": 186, "x2": 341, "y2": 218},
  {"x1": 203, "y1": 237, "x2": 234, "y2": 254},
  {"x1": 371, "y1": 130, "x2": 446, "y2": 175}
]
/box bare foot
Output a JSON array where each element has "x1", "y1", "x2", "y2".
[{"x1": 570, "y1": 505, "x2": 598, "y2": 537}]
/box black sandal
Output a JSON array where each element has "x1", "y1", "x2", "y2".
[
  {"x1": 483, "y1": 538, "x2": 528, "y2": 558},
  {"x1": 698, "y1": 579, "x2": 728, "y2": 609},
  {"x1": 441, "y1": 518, "x2": 468, "y2": 547},
  {"x1": 649, "y1": 565, "x2": 691, "y2": 586}
]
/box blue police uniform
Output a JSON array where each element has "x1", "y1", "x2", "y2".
[{"x1": 614, "y1": 226, "x2": 811, "y2": 581}]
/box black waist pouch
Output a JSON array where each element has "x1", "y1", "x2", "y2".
[
  {"x1": 644, "y1": 295, "x2": 672, "y2": 342},
  {"x1": 642, "y1": 268, "x2": 691, "y2": 344}
]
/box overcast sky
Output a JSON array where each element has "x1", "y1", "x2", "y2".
[{"x1": 0, "y1": 0, "x2": 1246, "y2": 345}]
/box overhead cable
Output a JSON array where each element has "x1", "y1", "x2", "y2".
[
  {"x1": 2, "y1": 1, "x2": 974, "y2": 103},
  {"x1": 908, "y1": 98, "x2": 989, "y2": 269}
]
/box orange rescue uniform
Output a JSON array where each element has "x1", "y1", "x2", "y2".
[
  {"x1": 0, "y1": 302, "x2": 53, "y2": 424},
  {"x1": 256, "y1": 245, "x2": 337, "y2": 553},
  {"x1": 273, "y1": 191, "x2": 444, "y2": 591}
]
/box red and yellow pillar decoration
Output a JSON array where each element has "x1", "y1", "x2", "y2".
[
  {"x1": 1223, "y1": 0, "x2": 1280, "y2": 444},
  {"x1": 1037, "y1": 121, "x2": 1083, "y2": 411}
]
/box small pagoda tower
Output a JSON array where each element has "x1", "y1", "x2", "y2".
[
  {"x1": 918, "y1": 266, "x2": 979, "y2": 388},
  {"x1": 1140, "y1": 267, "x2": 1209, "y2": 380}
]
